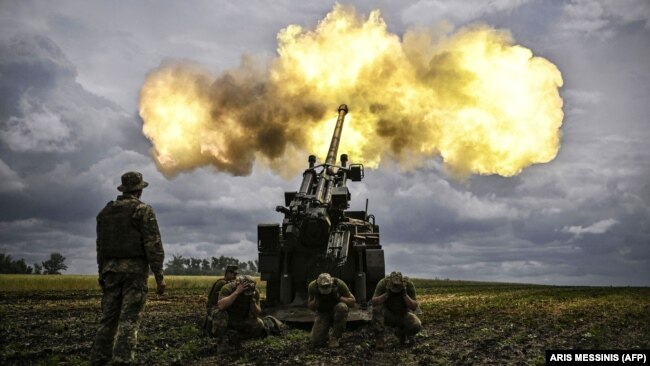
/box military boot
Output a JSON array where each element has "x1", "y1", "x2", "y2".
[
  {"x1": 406, "y1": 335, "x2": 416, "y2": 346},
  {"x1": 375, "y1": 335, "x2": 386, "y2": 350},
  {"x1": 396, "y1": 329, "x2": 406, "y2": 345},
  {"x1": 328, "y1": 337, "x2": 341, "y2": 348},
  {"x1": 216, "y1": 338, "x2": 231, "y2": 355},
  {"x1": 397, "y1": 331, "x2": 416, "y2": 347}
]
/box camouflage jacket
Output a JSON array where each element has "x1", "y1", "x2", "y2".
[
  {"x1": 96, "y1": 193, "x2": 165, "y2": 281},
  {"x1": 207, "y1": 278, "x2": 232, "y2": 312},
  {"x1": 218, "y1": 282, "x2": 261, "y2": 320},
  {"x1": 373, "y1": 276, "x2": 417, "y2": 315},
  {"x1": 307, "y1": 277, "x2": 352, "y2": 313}
]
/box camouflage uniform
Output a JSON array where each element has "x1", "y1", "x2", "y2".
[
  {"x1": 204, "y1": 266, "x2": 237, "y2": 336},
  {"x1": 207, "y1": 279, "x2": 229, "y2": 313},
  {"x1": 308, "y1": 274, "x2": 352, "y2": 347},
  {"x1": 372, "y1": 273, "x2": 422, "y2": 345},
  {"x1": 90, "y1": 172, "x2": 165, "y2": 366},
  {"x1": 213, "y1": 278, "x2": 266, "y2": 344}
]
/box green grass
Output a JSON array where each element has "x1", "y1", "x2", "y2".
[{"x1": 0, "y1": 274, "x2": 256, "y2": 292}]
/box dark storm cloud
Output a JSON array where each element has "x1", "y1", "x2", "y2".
[
  {"x1": 356, "y1": 165, "x2": 518, "y2": 245},
  {"x1": 362, "y1": 118, "x2": 650, "y2": 284},
  {"x1": 0, "y1": 34, "x2": 149, "y2": 218},
  {"x1": 0, "y1": 34, "x2": 154, "y2": 272},
  {"x1": 0, "y1": 34, "x2": 75, "y2": 115},
  {"x1": 0, "y1": 34, "x2": 147, "y2": 159},
  {"x1": 0, "y1": 218, "x2": 96, "y2": 274}
]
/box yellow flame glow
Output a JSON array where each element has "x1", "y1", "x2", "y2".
[{"x1": 139, "y1": 5, "x2": 563, "y2": 178}]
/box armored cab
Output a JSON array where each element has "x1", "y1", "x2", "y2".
[{"x1": 257, "y1": 104, "x2": 385, "y2": 321}]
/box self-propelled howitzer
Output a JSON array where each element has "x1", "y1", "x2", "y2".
[{"x1": 257, "y1": 104, "x2": 385, "y2": 322}]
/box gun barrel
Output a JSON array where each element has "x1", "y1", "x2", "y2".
[{"x1": 325, "y1": 104, "x2": 348, "y2": 166}]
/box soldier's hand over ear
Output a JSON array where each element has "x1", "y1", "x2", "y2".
[{"x1": 235, "y1": 282, "x2": 248, "y2": 295}]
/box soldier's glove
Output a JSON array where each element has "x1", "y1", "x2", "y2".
[{"x1": 156, "y1": 277, "x2": 166, "y2": 295}]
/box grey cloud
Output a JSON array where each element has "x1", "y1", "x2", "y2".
[
  {"x1": 0, "y1": 218, "x2": 96, "y2": 273},
  {"x1": 558, "y1": 0, "x2": 650, "y2": 39},
  {"x1": 0, "y1": 34, "x2": 75, "y2": 88},
  {"x1": 562, "y1": 218, "x2": 619, "y2": 237},
  {"x1": 402, "y1": 0, "x2": 532, "y2": 26},
  {"x1": 0, "y1": 1, "x2": 342, "y2": 112},
  {"x1": 0, "y1": 34, "x2": 140, "y2": 160},
  {"x1": 2, "y1": 94, "x2": 78, "y2": 152},
  {"x1": 563, "y1": 89, "x2": 604, "y2": 116},
  {"x1": 367, "y1": 130, "x2": 650, "y2": 284},
  {"x1": 0, "y1": 159, "x2": 25, "y2": 193}
]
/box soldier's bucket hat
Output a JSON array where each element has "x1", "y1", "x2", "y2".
[
  {"x1": 317, "y1": 273, "x2": 333, "y2": 294},
  {"x1": 225, "y1": 265, "x2": 239, "y2": 274},
  {"x1": 118, "y1": 171, "x2": 149, "y2": 192},
  {"x1": 388, "y1": 271, "x2": 405, "y2": 293}
]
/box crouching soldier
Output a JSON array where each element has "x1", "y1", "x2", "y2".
[
  {"x1": 214, "y1": 275, "x2": 266, "y2": 350},
  {"x1": 308, "y1": 273, "x2": 356, "y2": 348},
  {"x1": 204, "y1": 265, "x2": 238, "y2": 336},
  {"x1": 371, "y1": 271, "x2": 422, "y2": 349}
]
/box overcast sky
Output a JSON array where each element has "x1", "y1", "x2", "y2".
[{"x1": 1, "y1": 0, "x2": 648, "y2": 286}]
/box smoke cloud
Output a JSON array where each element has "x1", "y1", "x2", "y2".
[{"x1": 139, "y1": 4, "x2": 563, "y2": 179}]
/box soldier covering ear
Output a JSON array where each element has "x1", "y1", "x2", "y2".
[
  {"x1": 371, "y1": 271, "x2": 422, "y2": 349},
  {"x1": 308, "y1": 273, "x2": 355, "y2": 348}
]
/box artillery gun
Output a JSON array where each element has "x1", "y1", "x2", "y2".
[{"x1": 257, "y1": 104, "x2": 385, "y2": 322}]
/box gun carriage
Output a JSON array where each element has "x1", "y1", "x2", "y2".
[{"x1": 257, "y1": 104, "x2": 385, "y2": 322}]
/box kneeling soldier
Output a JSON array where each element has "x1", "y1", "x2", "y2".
[
  {"x1": 204, "y1": 265, "x2": 238, "y2": 336},
  {"x1": 308, "y1": 273, "x2": 356, "y2": 348},
  {"x1": 371, "y1": 271, "x2": 422, "y2": 348},
  {"x1": 215, "y1": 275, "x2": 266, "y2": 349}
]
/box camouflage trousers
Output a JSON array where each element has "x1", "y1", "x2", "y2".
[
  {"x1": 212, "y1": 311, "x2": 266, "y2": 342},
  {"x1": 203, "y1": 307, "x2": 218, "y2": 337},
  {"x1": 90, "y1": 272, "x2": 148, "y2": 366},
  {"x1": 311, "y1": 302, "x2": 349, "y2": 346},
  {"x1": 372, "y1": 304, "x2": 422, "y2": 340}
]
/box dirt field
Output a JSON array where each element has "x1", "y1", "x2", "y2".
[{"x1": 1, "y1": 276, "x2": 648, "y2": 365}]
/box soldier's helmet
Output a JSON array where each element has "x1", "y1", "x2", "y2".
[
  {"x1": 239, "y1": 275, "x2": 256, "y2": 296},
  {"x1": 118, "y1": 171, "x2": 149, "y2": 192},
  {"x1": 225, "y1": 265, "x2": 239, "y2": 275},
  {"x1": 387, "y1": 271, "x2": 405, "y2": 293},
  {"x1": 316, "y1": 273, "x2": 334, "y2": 294}
]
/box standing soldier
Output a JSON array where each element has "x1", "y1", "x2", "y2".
[
  {"x1": 371, "y1": 271, "x2": 422, "y2": 349},
  {"x1": 214, "y1": 275, "x2": 266, "y2": 350},
  {"x1": 307, "y1": 273, "x2": 356, "y2": 348},
  {"x1": 90, "y1": 171, "x2": 166, "y2": 366},
  {"x1": 204, "y1": 265, "x2": 238, "y2": 336}
]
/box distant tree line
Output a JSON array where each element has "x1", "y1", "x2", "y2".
[
  {"x1": 0, "y1": 252, "x2": 68, "y2": 275},
  {"x1": 164, "y1": 254, "x2": 259, "y2": 276},
  {"x1": 2, "y1": 251, "x2": 257, "y2": 276}
]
